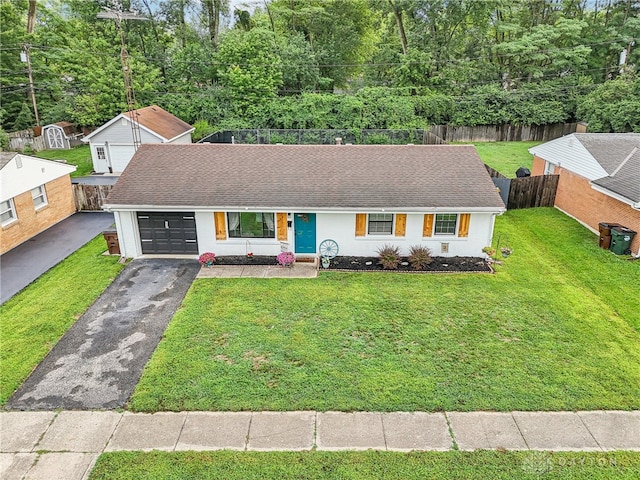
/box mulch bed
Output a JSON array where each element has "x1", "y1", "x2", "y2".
[
  {"x1": 325, "y1": 256, "x2": 492, "y2": 273},
  {"x1": 213, "y1": 255, "x2": 492, "y2": 273},
  {"x1": 215, "y1": 256, "x2": 279, "y2": 266}
]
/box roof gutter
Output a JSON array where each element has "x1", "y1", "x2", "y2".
[
  {"x1": 102, "y1": 204, "x2": 506, "y2": 214},
  {"x1": 590, "y1": 183, "x2": 640, "y2": 210}
]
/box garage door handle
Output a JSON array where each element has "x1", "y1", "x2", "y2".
[{"x1": 165, "y1": 221, "x2": 169, "y2": 229}]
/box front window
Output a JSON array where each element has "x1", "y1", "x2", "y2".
[
  {"x1": 1, "y1": 199, "x2": 17, "y2": 225},
  {"x1": 31, "y1": 185, "x2": 48, "y2": 209},
  {"x1": 368, "y1": 213, "x2": 393, "y2": 235},
  {"x1": 434, "y1": 214, "x2": 457, "y2": 235},
  {"x1": 228, "y1": 212, "x2": 275, "y2": 238},
  {"x1": 96, "y1": 146, "x2": 106, "y2": 160}
]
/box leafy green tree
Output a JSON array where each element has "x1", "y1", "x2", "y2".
[
  {"x1": 215, "y1": 28, "x2": 283, "y2": 114},
  {"x1": 577, "y1": 75, "x2": 640, "y2": 132}
]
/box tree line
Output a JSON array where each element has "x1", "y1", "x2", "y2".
[{"x1": 1, "y1": 0, "x2": 639, "y2": 137}]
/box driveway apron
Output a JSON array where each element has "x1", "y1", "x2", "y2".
[{"x1": 6, "y1": 259, "x2": 200, "y2": 410}]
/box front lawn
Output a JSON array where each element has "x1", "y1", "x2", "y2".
[
  {"x1": 129, "y1": 208, "x2": 640, "y2": 412},
  {"x1": 89, "y1": 451, "x2": 640, "y2": 480},
  {"x1": 0, "y1": 236, "x2": 125, "y2": 405},
  {"x1": 473, "y1": 141, "x2": 540, "y2": 177},
  {"x1": 35, "y1": 145, "x2": 92, "y2": 177}
]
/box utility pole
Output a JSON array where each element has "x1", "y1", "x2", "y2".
[
  {"x1": 22, "y1": 0, "x2": 39, "y2": 127},
  {"x1": 97, "y1": 3, "x2": 148, "y2": 151}
]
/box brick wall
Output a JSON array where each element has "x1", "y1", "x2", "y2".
[
  {"x1": 532, "y1": 156, "x2": 546, "y2": 176},
  {"x1": 0, "y1": 175, "x2": 76, "y2": 254},
  {"x1": 554, "y1": 167, "x2": 640, "y2": 254}
]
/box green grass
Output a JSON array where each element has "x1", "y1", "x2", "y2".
[
  {"x1": 0, "y1": 236, "x2": 125, "y2": 405},
  {"x1": 89, "y1": 451, "x2": 640, "y2": 480},
  {"x1": 129, "y1": 208, "x2": 640, "y2": 412},
  {"x1": 35, "y1": 145, "x2": 93, "y2": 177},
  {"x1": 472, "y1": 141, "x2": 541, "y2": 177}
]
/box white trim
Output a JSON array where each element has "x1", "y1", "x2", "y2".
[
  {"x1": 590, "y1": 183, "x2": 640, "y2": 209},
  {"x1": 83, "y1": 113, "x2": 193, "y2": 143},
  {"x1": 0, "y1": 198, "x2": 17, "y2": 226},
  {"x1": 31, "y1": 185, "x2": 48, "y2": 209},
  {"x1": 103, "y1": 205, "x2": 505, "y2": 214},
  {"x1": 83, "y1": 113, "x2": 165, "y2": 142},
  {"x1": 164, "y1": 128, "x2": 195, "y2": 143}
]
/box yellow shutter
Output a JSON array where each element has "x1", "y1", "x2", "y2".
[
  {"x1": 214, "y1": 212, "x2": 226, "y2": 240},
  {"x1": 355, "y1": 213, "x2": 366, "y2": 237},
  {"x1": 423, "y1": 214, "x2": 434, "y2": 237},
  {"x1": 277, "y1": 212, "x2": 288, "y2": 241},
  {"x1": 395, "y1": 214, "x2": 407, "y2": 237},
  {"x1": 458, "y1": 213, "x2": 470, "y2": 237}
]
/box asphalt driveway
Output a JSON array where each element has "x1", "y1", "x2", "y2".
[
  {"x1": 6, "y1": 259, "x2": 200, "y2": 410},
  {"x1": 0, "y1": 211, "x2": 115, "y2": 304}
]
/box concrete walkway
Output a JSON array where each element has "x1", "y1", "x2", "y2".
[
  {"x1": 196, "y1": 262, "x2": 318, "y2": 279},
  {"x1": 1, "y1": 410, "x2": 638, "y2": 479}
]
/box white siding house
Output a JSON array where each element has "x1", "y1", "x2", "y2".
[
  {"x1": 103, "y1": 144, "x2": 506, "y2": 259},
  {"x1": 82, "y1": 105, "x2": 193, "y2": 174}
]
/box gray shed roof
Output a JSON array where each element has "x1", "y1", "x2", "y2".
[{"x1": 105, "y1": 144, "x2": 505, "y2": 211}]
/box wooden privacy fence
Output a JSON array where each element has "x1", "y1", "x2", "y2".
[
  {"x1": 507, "y1": 175, "x2": 559, "y2": 210},
  {"x1": 72, "y1": 184, "x2": 113, "y2": 211},
  {"x1": 484, "y1": 165, "x2": 559, "y2": 209},
  {"x1": 426, "y1": 123, "x2": 578, "y2": 143},
  {"x1": 7, "y1": 129, "x2": 46, "y2": 152}
]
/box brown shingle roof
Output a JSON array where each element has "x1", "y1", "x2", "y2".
[
  {"x1": 105, "y1": 144, "x2": 505, "y2": 211},
  {"x1": 125, "y1": 105, "x2": 193, "y2": 141}
]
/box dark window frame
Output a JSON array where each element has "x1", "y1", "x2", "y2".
[
  {"x1": 367, "y1": 213, "x2": 394, "y2": 235},
  {"x1": 228, "y1": 212, "x2": 276, "y2": 239},
  {"x1": 434, "y1": 213, "x2": 458, "y2": 235}
]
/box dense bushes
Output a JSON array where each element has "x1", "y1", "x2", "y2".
[{"x1": 167, "y1": 81, "x2": 587, "y2": 131}]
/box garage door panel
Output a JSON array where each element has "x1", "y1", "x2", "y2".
[{"x1": 137, "y1": 212, "x2": 198, "y2": 254}]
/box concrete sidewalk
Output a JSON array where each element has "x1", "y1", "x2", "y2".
[
  {"x1": 1, "y1": 410, "x2": 638, "y2": 479},
  {"x1": 196, "y1": 262, "x2": 318, "y2": 279}
]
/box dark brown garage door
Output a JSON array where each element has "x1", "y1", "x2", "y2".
[{"x1": 137, "y1": 212, "x2": 198, "y2": 254}]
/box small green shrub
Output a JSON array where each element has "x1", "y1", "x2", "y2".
[
  {"x1": 376, "y1": 244, "x2": 401, "y2": 270},
  {"x1": 408, "y1": 245, "x2": 433, "y2": 270}
]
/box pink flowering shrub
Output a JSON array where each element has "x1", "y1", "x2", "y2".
[
  {"x1": 198, "y1": 252, "x2": 216, "y2": 266},
  {"x1": 276, "y1": 251, "x2": 295, "y2": 266}
]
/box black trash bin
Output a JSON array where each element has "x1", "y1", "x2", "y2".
[
  {"x1": 598, "y1": 222, "x2": 621, "y2": 249},
  {"x1": 610, "y1": 227, "x2": 637, "y2": 255}
]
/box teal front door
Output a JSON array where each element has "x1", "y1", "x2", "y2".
[{"x1": 294, "y1": 213, "x2": 316, "y2": 254}]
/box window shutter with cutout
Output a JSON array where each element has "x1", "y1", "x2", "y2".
[
  {"x1": 214, "y1": 212, "x2": 227, "y2": 240},
  {"x1": 277, "y1": 212, "x2": 288, "y2": 240},
  {"x1": 395, "y1": 214, "x2": 407, "y2": 236},
  {"x1": 355, "y1": 213, "x2": 366, "y2": 237},
  {"x1": 458, "y1": 213, "x2": 470, "y2": 237},
  {"x1": 423, "y1": 214, "x2": 434, "y2": 237}
]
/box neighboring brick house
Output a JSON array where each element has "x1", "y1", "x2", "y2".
[
  {"x1": 0, "y1": 153, "x2": 76, "y2": 254},
  {"x1": 529, "y1": 133, "x2": 640, "y2": 256}
]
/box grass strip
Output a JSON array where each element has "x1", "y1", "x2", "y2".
[
  {"x1": 89, "y1": 451, "x2": 640, "y2": 480},
  {"x1": 0, "y1": 236, "x2": 125, "y2": 404}
]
